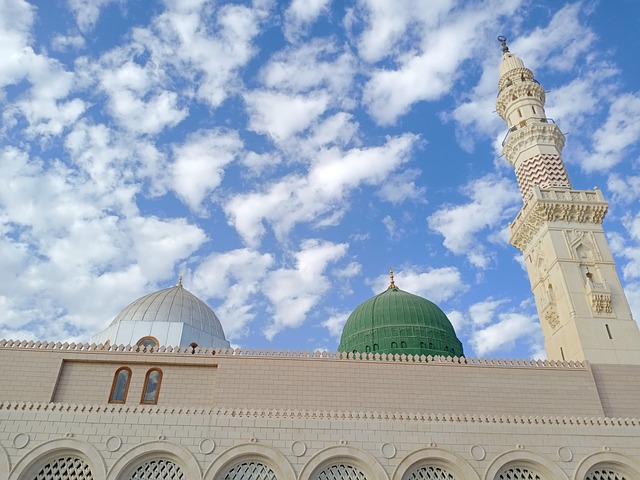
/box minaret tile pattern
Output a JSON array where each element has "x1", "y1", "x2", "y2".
[{"x1": 496, "y1": 37, "x2": 640, "y2": 365}]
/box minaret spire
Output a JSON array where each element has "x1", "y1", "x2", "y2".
[
  {"x1": 498, "y1": 35, "x2": 509, "y2": 53},
  {"x1": 496, "y1": 39, "x2": 640, "y2": 365}
]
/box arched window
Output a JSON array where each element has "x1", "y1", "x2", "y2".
[
  {"x1": 314, "y1": 464, "x2": 366, "y2": 480},
  {"x1": 407, "y1": 465, "x2": 455, "y2": 480},
  {"x1": 141, "y1": 368, "x2": 163, "y2": 404},
  {"x1": 586, "y1": 469, "x2": 628, "y2": 480},
  {"x1": 401, "y1": 341, "x2": 407, "y2": 349},
  {"x1": 129, "y1": 459, "x2": 184, "y2": 480},
  {"x1": 223, "y1": 461, "x2": 278, "y2": 480},
  {"x1": 137, "y1": 336, "x2": 159, "y2": 349},
  {"x1": 109, "y1": 367, "x2": 132, "y2": 403},
  {"x1": 496, "y1": 466, "x2": 540, "y2": 480},
  {"x1": 33, "y1": 456, "x2": 93, "y2": 480}
]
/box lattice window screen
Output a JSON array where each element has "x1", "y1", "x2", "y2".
[
  {"x1": 129, "y1": 459, "x2": 184, "y2": 480},
  {"x1": 316, "y1": 464, "x2": 367, "y2": 480},
  {"x1": 496, "y1": 467, "x2": 541, "y2": 480},
  {"x1": 585, "y1": 470, "x2": 627, "y2": 480},
  {"x1": 407, "y1": 466, "x2": 455, "y2": 480},
  {"x1": 34, "y1": 456, "x2": 93, "y2": 480},
  {"x1": 223, "y1": 461, "x2": 278, "y2": 480}
]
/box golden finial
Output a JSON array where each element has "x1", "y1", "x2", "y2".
[
  {"x1": 388, "y1": 266, "x2": 397, "y2": 289},
  {"x1": 498, "y1": 35, "x2": 509, "y2": 53},
  {"x1": 177, "y1": 274, "x2": 183, "y2": 286}
]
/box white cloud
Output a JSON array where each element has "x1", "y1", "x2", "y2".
[
  {"x1": 284, "y1": 0, "x2": 332, "y2": 41},
  {"x1": 608, "y1": 174, "x2": 640, "y2": 204},
  {"x1": 225, "y1": 134, "x2": 418, "y2": 247},
  {"x1": 261, "y1": 38, "x2": 355, "y2": 97},
  {"x1": 0, "y1": 146, "x2": 207, "y2": 340},
  {"x1": 382, "y1": 215, "x2": 402, "y2": 241},
  {"x1": 471, "y1": 312, "x2": 540, "y2": 358},
  {"x1": 369, "y1": 266, "x2": 466, "y2": 303},
  {"x1": 333, "y1": 261, "x2": 362, "y2": 279},
  {"x1": 582, "y1": 93, "x2": 640, "y2": 172},
  {"x1": 322, "y1": 311, "x2": 349, "y2": 339},
  {"x1": 0, "y1": 1, "x2": 86, "y2": 136},
  {"x1": 244, "y1": 90, "x2": 330, "y2": 142},
  {"x1": 171, "y1": 129, "x2": 243, "y2": 211},
  {"x1": 362, "y1": 0, "x2": 521, "y2": 124},
  {"x1": 262, "y1": 239, "x2": 347, "y2": 340},
  {"x1": 428, "y1": 175, "x2": 520, "y2": 267},
  {"x1": 67, "y1": 0, "x2": 119, "y2": 32},
  {"x1": 376, "y1": 168, "x2": 425, "y2": 204},
  {"x1": 191, "y1": 248, "x2": 274, "y2": 339},
  {"x1": 51, "y1": 34, "x2": 86, "y2": 51},
  {"x1": 468, "y1": 298, "x2": 506, "y2": 327}
]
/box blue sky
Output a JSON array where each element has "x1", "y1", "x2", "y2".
[{"x1": 1, "y1": 0, "x2": 639, "y2": 359}]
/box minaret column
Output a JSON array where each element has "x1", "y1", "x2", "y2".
[
  {"x1": 496, "y1": 36, "x2": 572, "y2": 201},
  {"x1": 496, "y1": 37, "x2": 640, "y2": 365}
]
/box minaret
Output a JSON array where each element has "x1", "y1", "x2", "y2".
[{"x1": 496, "y1": 36, "x2": 640, "y2": 364}]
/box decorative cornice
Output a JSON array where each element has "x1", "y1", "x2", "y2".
[
  {"x1": 503, "y1": 122, "x2": 565, "y2": 164},
  {"x1": 0, "y1": 401, "x2": 636, "y2": 427},
  {"x1": 510, "y1": 187, "x2": 608, "y2": 252},
  {"x1": 0, "y1": 339, "x2": 587, "y2": 369}
]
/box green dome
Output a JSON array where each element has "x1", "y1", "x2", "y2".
[{"x1": 338, "y1": 286, "x2": 464, "y2": 358}]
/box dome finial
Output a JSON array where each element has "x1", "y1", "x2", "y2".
[
  {"x1": 498, "y1": 35, "x2": 509, "y2": 54},
  {"x1": 388, "y1": 266, "x2": 397, "y2": 290},
  {"x1": 177, "y1": 273, "x2": 183, "y2": 286}
]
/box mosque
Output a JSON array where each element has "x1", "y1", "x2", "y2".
[{"x1": 1, "y1": 39, "x2": 640, "y2": 480}]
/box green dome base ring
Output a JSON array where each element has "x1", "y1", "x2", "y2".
[{"x1": 338, "y1": 287, "x2": 463, "y2": 358}]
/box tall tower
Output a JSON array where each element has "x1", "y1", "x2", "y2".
[{"x1": 496, "y1": 37, "x2": 640, "y2": 364}]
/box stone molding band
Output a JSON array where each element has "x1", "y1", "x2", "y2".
[{"x1": 0, "y1": 401, "x2": 637, "y2": 426}]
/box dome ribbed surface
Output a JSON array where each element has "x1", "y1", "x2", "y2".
[
  {"x1": 338, "y1": 287, "x2": 463, "y2": 357},
  {"x1": 109, "y1": 284, "x2": 227, "y2": 340}
]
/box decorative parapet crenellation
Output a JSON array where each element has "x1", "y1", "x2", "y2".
[
  {"x1": 510, "y1": 186, "x2": 608, "y2": 252},
  {"x1": 0, "y1": 401, "x2": 636, "y2": 426},
  {"x1": 0, "y1": 339, "x2": 587, "y2": 369}
]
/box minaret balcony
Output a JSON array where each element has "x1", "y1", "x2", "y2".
[
  {"x1": 509, "y1": 187, "x2": 608, "y2": 252},
  {"x1": 585, "y1": 280, "x2": 613, "y2": 315},
  {"x1": 502, "y1": 117, "x2": 555, "y2": 146}
]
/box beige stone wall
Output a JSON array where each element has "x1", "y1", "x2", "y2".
[
  {"x1": 5, "y1": 345, "x2": 640, "y2": 418},
  {"x1": 590, "y1": 363, "x2": 640, "y2": 418},
  {"x1": 0, "y1": 403, "x2": 639, "y2": 480},
  {"x1": 0, "y1": 348, "x2": 63, "y2": 402},
  {"x1": 52, "y1": 360, "x2": 219, "y2": 406}
]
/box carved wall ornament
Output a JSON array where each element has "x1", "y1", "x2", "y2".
[{"x1": 544, "y1": 307, "x2": 560, "y2": 329}]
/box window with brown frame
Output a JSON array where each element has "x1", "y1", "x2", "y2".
[
  {"x1": 141, "y1": 368, "x2": 163, "y2": 404},
  {"x1": 109, "y1": 366, "x2": 132, "y2": 403},
  {"x1": 136, "y1": 336, "x2": 159, "y2": 349}
]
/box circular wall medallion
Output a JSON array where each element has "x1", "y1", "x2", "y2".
[
  {"x1": 291, "y1": 441, "x2": 306, "y2": 457},
  {"x1": 157, "y1": 435, "x2": 166, "y2": 441},
  {"x1": 428, "y1": 442, "x2": 437, "y2": 448},
  {"x1": 106, "y1": 436, "x2": 122, "y2": 452},
  {"x1": 381, "y1": 443, "x2": 396, "y2": 459},
  {"x1": 13, "y1": 433, "x2": 29, "y2": 449},
  {"x1": 470, "y1": 445, "x2": 486, "y2": 461},
  {"x1": 199, "y1": 438, "x2": 215, "y2": 455},
  {"x1": 516, "y1": 444, "x2": 525, "y2": 450},
  {"x1": 339, "y1": 440, "x2": 348, "y2": 446},
  {"x1": 250, "y1": 437, "x2": 258, "y2": 443},
  {"x1": 64, "y1": 432, "x2": 74, "y2": 438},
  {"x1": 557, "y1": 446, "x2": 573, "y2": 462},
  {"x1": 603, "y1": 445, "x2": 611, "y2": 452}
]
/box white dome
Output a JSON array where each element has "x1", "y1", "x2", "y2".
[{"x1": 91, "y1": 283, "x2": 230, "y2": 348}]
